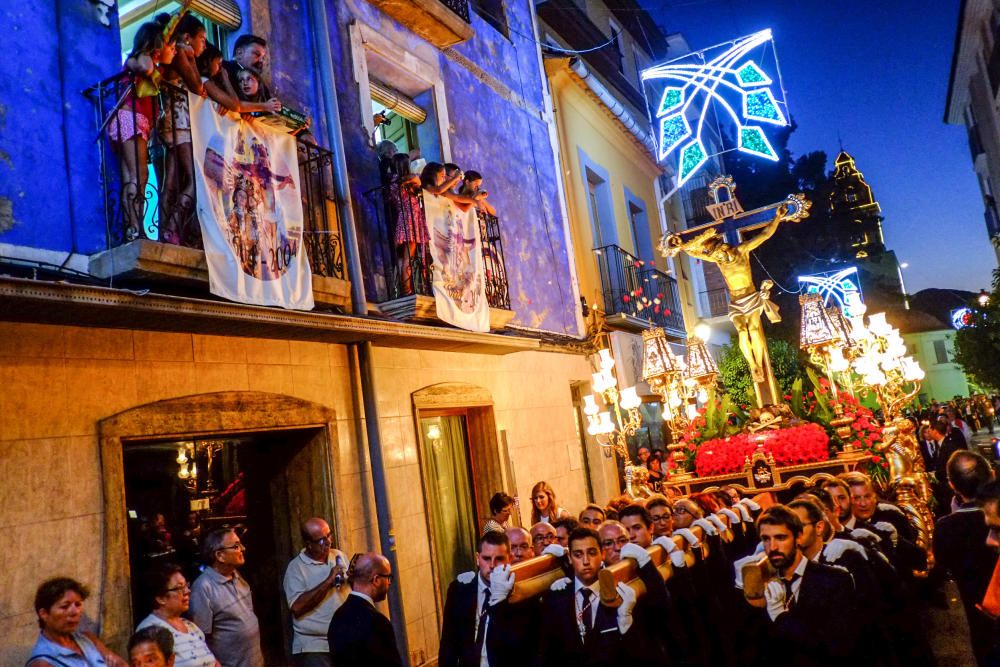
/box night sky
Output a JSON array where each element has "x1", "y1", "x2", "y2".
[{"x1": 644, "y1": 0, "x2": 995, "y2": 293}]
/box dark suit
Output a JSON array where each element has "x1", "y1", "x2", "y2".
[
  {"x1": 328, "y1": 593, "x2": 402, "y2": 667},
  {"x1": 927, "y1": 432, "x2": 968, "y2": 512},
  {"x1": 935, "y1": 505, "x2": 1000, "y2": 664},
  {"x1": 539, "y1": 583, "x2": 631, "y2": 667},
  {"x1": 767, "y1": 559, "x2": 860, "y2": 666},
  {"x1": 439, "y1": 576, "x2": 530, "y2": 667}
]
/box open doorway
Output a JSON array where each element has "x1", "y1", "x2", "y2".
[{"x1": 122, "y1": 427, "x2": 333, "y2": 665}]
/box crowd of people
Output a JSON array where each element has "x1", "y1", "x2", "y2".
[
  {"x1": 108, "y1": 9, "x2": 281, "y2": 247},
  {"x1": 376, "y1": 142, "x2": 497, "y2": 293},
  {"x1": 25, "y1": 445, "x2": 1000, "y2": 667}
]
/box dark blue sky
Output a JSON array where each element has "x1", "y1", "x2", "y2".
[{"x1": 649, "y1": 0, "x2": 994, "y2": 293}]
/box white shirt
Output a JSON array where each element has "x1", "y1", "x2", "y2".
[
  {"x1": 283, "y1": 549, "x2": 349, "y2": 654},
  {"x1": 350, "y1": 590, "x2": 375, "y2": 607},
  {"x1": 783, "y1": 553, "x2": 808, "y2": 606},
  {"x1": 844, "y1": 515, "x2": 857, "y2": 530}
]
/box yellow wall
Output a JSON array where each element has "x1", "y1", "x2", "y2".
[
  {"x1": 548, "y1": 64, "x2": 696, "y2": 332},
  {"x1": 549, "y1": 66, "x2": 667, "y2": 311}
]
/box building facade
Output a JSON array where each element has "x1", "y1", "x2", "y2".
[
  {"x1": 0, "y1": 0, "x2": 641, "y2": 664},
  {"x1": 946, "y1": 0, "x2": 1000, "y2": 265}
]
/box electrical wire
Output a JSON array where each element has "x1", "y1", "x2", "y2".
[{"x1": 753, "y1": 253, "x2": 802, "y2": 294}]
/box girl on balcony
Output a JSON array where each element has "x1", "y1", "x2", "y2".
[
  {"x1": 157, "y1": 15, "x2": 281, "y2": 248},
  {"x1": 390, "y1": 153, "x2": 427, "y2": 293},
  {"x1": 107, "y1": 20, "x2": 177, "y2": 243}
]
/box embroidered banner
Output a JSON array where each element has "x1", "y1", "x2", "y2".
[
  {"x1": 422, "y1": 193, "x2": 490, "y2": 332},
  {"x1": 189, "y1": 93, "x2": 314, "y2": 310}
]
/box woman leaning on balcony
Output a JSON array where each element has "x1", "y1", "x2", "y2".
[{"x1": 154, "y1": 13, "x2": 281, "y2": 248}]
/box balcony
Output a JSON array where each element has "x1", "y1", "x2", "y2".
[
  {"x1": 83, "y1": 76, "x2": 350, "y2": 309},
  {"x1": 363, "y1": 185, "x2": 514, "y2": 330},
  {"x1": 594, "y1": 243, "x2": 684, "y2": 337},
  {"x1": 698, "y1": 287, "x2": 730, "y2": 319},
  {"x1": 968, "y1": 123, "x2": 986, "y2": 168},
  {"x1": 366, "y1": 0, "x2": 474, "y2": 49}
]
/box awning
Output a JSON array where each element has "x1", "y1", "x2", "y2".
[
  {"x1": 369, "y1": 79, "x2": 427, "y2": 124},
  {"x1": 120, "y1": 0, "x2": 242, "y2": 30}
]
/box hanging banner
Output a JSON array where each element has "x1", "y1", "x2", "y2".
[
  {"x1": 189, "y1": 93, "x2": 314, "y2": 310},
  {"x1": 422, "y1": 193, "x2": 490, "y2": 332}
]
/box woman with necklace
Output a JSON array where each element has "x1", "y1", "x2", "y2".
[
  {"x1": 136, "y1": 564, "x2": 218, "y2": 667},
  {"x1": 27, "y1": 577, "x2": 127, "y2": 666}
]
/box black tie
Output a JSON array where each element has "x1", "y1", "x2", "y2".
[
  {"x1": 783, "y1": 575, "x2": 799, "y2": 610},
  {"x1": 475, "y1": 586, "x2": 490, "y2": 652},
  {"x1": 580, "y1": 588, "x2": 594, "y2": 636}
]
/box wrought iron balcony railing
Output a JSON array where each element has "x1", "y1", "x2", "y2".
[
  {"x1": 699, "y1": 287, "x2": 730, "y2": 318},
  {"x1": 363, "y1": 185, "x2": 511, "y2": 312},
  {"x1": 594, "y1": 243, "x2": 683, "y2": 333},
  {"x1": 84, "y1": 74, "x2": 345, "y2": 281}
]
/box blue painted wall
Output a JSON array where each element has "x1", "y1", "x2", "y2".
[{"x1": 0, "y1": 0, "x2": 578, "y2": 335}]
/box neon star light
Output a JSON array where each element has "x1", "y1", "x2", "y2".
[
  {"x1": 797, "y1": 267, "x2": 864, "y2": 318},
  {"x1": 641, "y1": 29, "x2": 789, "y2": 187}
]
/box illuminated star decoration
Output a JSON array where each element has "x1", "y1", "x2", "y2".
[
  {"x1": 797, "y1": 267, "x2": 864, "y2": 317},
  {"x1": 641, "y1": 29, "x2": 789, "y2": 188}
]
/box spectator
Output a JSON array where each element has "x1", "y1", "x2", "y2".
[
  {"x1": 127, "y1": 626, "x2": 175, "y2": 667},
  {"x1": 220, "y1": 35, "x2": 273, "y2": 102},
  {"x1": 189, "y1": 528, "x2": 263, "y2": 667},
  {"x1": 283, "y1": 518, "x2": 350, "y2": 667},
  {"x1": 529, "y1": 481, "x2": 570, "y2": 525},
  {"x1": 457, "y1": 170, "x2": 495, "y2": 215},
  {"x1": 327, "y1": 553, "x2": 402, "y2": 667},
  {"x1": 392, "y1": 153, "x2": 428, "y2": 293},
  {"x1": 552, "y1": 516, "x2": 579, "y2": 548},
  {"x1": 27, "y1": 577, "x2": 127, "y2": 666},
  {"x1": 136, "y1": 563, "x2": 217, "y2": 667},
  {"x1": 483, "y1": 492, "x2": 515, "y2": 535}
]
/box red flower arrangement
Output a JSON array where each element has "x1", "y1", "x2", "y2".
[{"x1": 694, "y1": 423, "x2": 830, "y2": 477}]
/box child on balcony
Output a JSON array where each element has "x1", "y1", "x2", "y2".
[
  {"x1": 107, "y1": 19, "x2": 177, "y2": 243},
  {"x1": 390, "y1": 153, "x2": 427, "y2": 293}
]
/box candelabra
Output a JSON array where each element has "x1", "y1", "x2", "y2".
[
  {"x1": 583, "y1": 348, "x2": 643, "y2": 464},
  {"x1": 641, "y1": 325, "x2": 719, "y2": 480},
  {"x1": 843, "y1": 311, "x2": 925, "y2": 419}
]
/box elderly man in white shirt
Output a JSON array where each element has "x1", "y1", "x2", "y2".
[{"x1": 283, "y1": 517, "x2": 349, "y2": 667}]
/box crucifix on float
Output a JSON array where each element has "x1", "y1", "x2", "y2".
[{"x1": 660, "y1": 176, "x2": 811, "y2": 407}]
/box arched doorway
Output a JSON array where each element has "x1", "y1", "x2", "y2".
[{"x1": 98, "y1": 391, "x2": 342, "y2": 664}]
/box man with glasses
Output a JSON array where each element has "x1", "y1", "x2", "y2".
[
  {"x1": 328, "y1": 552, "x2": 402, "y2": 667},
  {"x1": 529, "y1": 522, "x2": 557, "y2": 556},
  {"x1": 505, "y1": 527, "x2": 533, "y2": 564},
  {"x1": 283, "y1": 517, "x2": 349, "y2": 667},
  {"x1": 189, "y1": 527, "x2": 264, "y2": 667}
]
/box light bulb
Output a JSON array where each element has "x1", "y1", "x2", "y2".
[
  {"x1": 619, "y1": 387, "x2": 641, "y2": 410},
  {"x1": 685, "y1": 404, "x2": 698, "y2": 420},
  {"x1": 597, "y1": 411, "x2": 615, "y2": 434},
  {"x1": 178, "y1": 464, "x2": 189, "y2": 479},
  {"x1": 176, "y1": 447, "x2": 188, "y2": 464},
  {"x1": 190, "y1": 462, "x2": 198, "y2": 479},
  {"x1": 583, "y1": 394, "x2": 600, "y2": 416},
  {"x1": 598, "y1": 349, "x2": 615, "y2": 371},
  {"x1": 694, "y1": 323, "x2": 712, "y2": 342},
  {"x1": 592, "y1": 372, "x2": 608, "y2": 394}
]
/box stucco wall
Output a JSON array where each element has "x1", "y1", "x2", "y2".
[
  {"x1": 904, "y1": 329, "x2": 972, "y2": 402},
  {"x1": 0, "y1": 322, "x2": 592, "y2": 665}
]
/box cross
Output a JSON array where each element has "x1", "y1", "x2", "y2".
[{"x1": 675, "y1": 176, "x2": 809, "y2": 246}]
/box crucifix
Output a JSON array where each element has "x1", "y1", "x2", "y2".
[{"x1": 660, "y1": 176, "x2": 811, "y2": 407}]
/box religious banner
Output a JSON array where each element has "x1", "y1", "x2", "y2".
[
  {"x1": 189, "y1": 93, "x2": 314, "y2": 310},
  {"x1": 422, "y1": 193, "x2": 490, "y2": 332}
]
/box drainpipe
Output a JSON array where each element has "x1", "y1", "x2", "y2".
[
  {"x1": 307, "y1": 0, "x2": 367, "y2": 316},
  {"x1": 306, "y1": 2, "x2": 408, "y2": 663}
]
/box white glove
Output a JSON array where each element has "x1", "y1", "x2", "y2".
[
  {"x1": 457, "y1": 571, "x2": 476, "y2": 584},
  {"x1": 616, "y1": 582, "x2": 637, "y2": 634},
  {"x1": 720, "y1": 508, "x2": 741, "y2": 524},
  {"x1": 877, "y1": 502, "x2": 905, "y2": 517},
  {"x1": 736, "y1": 504, "x2": 752, "y2": 522},
  {"x1": 754, "y1": 540, "x2": 765, "y2": 555},
  {"x1": 620, "y1": 542, "x2": 651, "y2": 568},
  {"x1": 733, "y1": 554, "x2": 760, "y2": 590},
  {"x1": 764, "y1": 580, "x2": 787, "y2": 621},
  {"x1": 549, "y1": 576, "x2": 571, "y2": 591},
  {"x1": 542, "y1": 544, "x2": 566, "y2": 558},
  {"x1": 707, "y1": 514, "x2": 727, "y2": 533},
  {"x1": 850, "y1": 528, "x2": 879, "y2": 544},
  {"x1": 739, "y1": 497, "x2": 761, "y2": 511},
  {"x1": 488, "y1": 564, "x2": 515, "y2": 605},
  {"x1": 822, "y1": 538, "x2": 868, "y2": 563},
  {"x1": 653, "y1": 536, "x2": 685, "y2": 567},
  {"x1": 874, "y1": 522, "x2": 899, "y2": 547},
  {"x1": 675, "y1": 528, "x2": 700, "y2": 548},
  {"x1": 692, "y1": 518, "x2": 718, "y2": 536}
]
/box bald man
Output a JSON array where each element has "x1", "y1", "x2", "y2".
[
  {"x1": 284, "y1": 518, "x2": 349, "y2": 667},
  {"x1": 506, "y1": 527, "x2": 533, "y2": 564},
  {"x1": 530, "y1": 522, "x2": 557, "y2": 556},
  {"x1": 328, "y1": 553, "x2": 401, "y2": 667}
]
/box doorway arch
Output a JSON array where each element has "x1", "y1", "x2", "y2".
[{"x1": 97, "y1": 391, "x2": 341, "y2": 650}]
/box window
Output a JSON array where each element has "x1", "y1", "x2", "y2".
[
  {"x1": 584, "y1": 166, "x2": 616, "y2": 248},
  {"x1": 934, "y1": 339, "x2": 950, "y2": 364},
  {"x1": 625, "y1": 190, "x2": 654, "y2": 262},
  {"x1": 470, "y1": 0, "x2": 509, "y2": 37}
]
